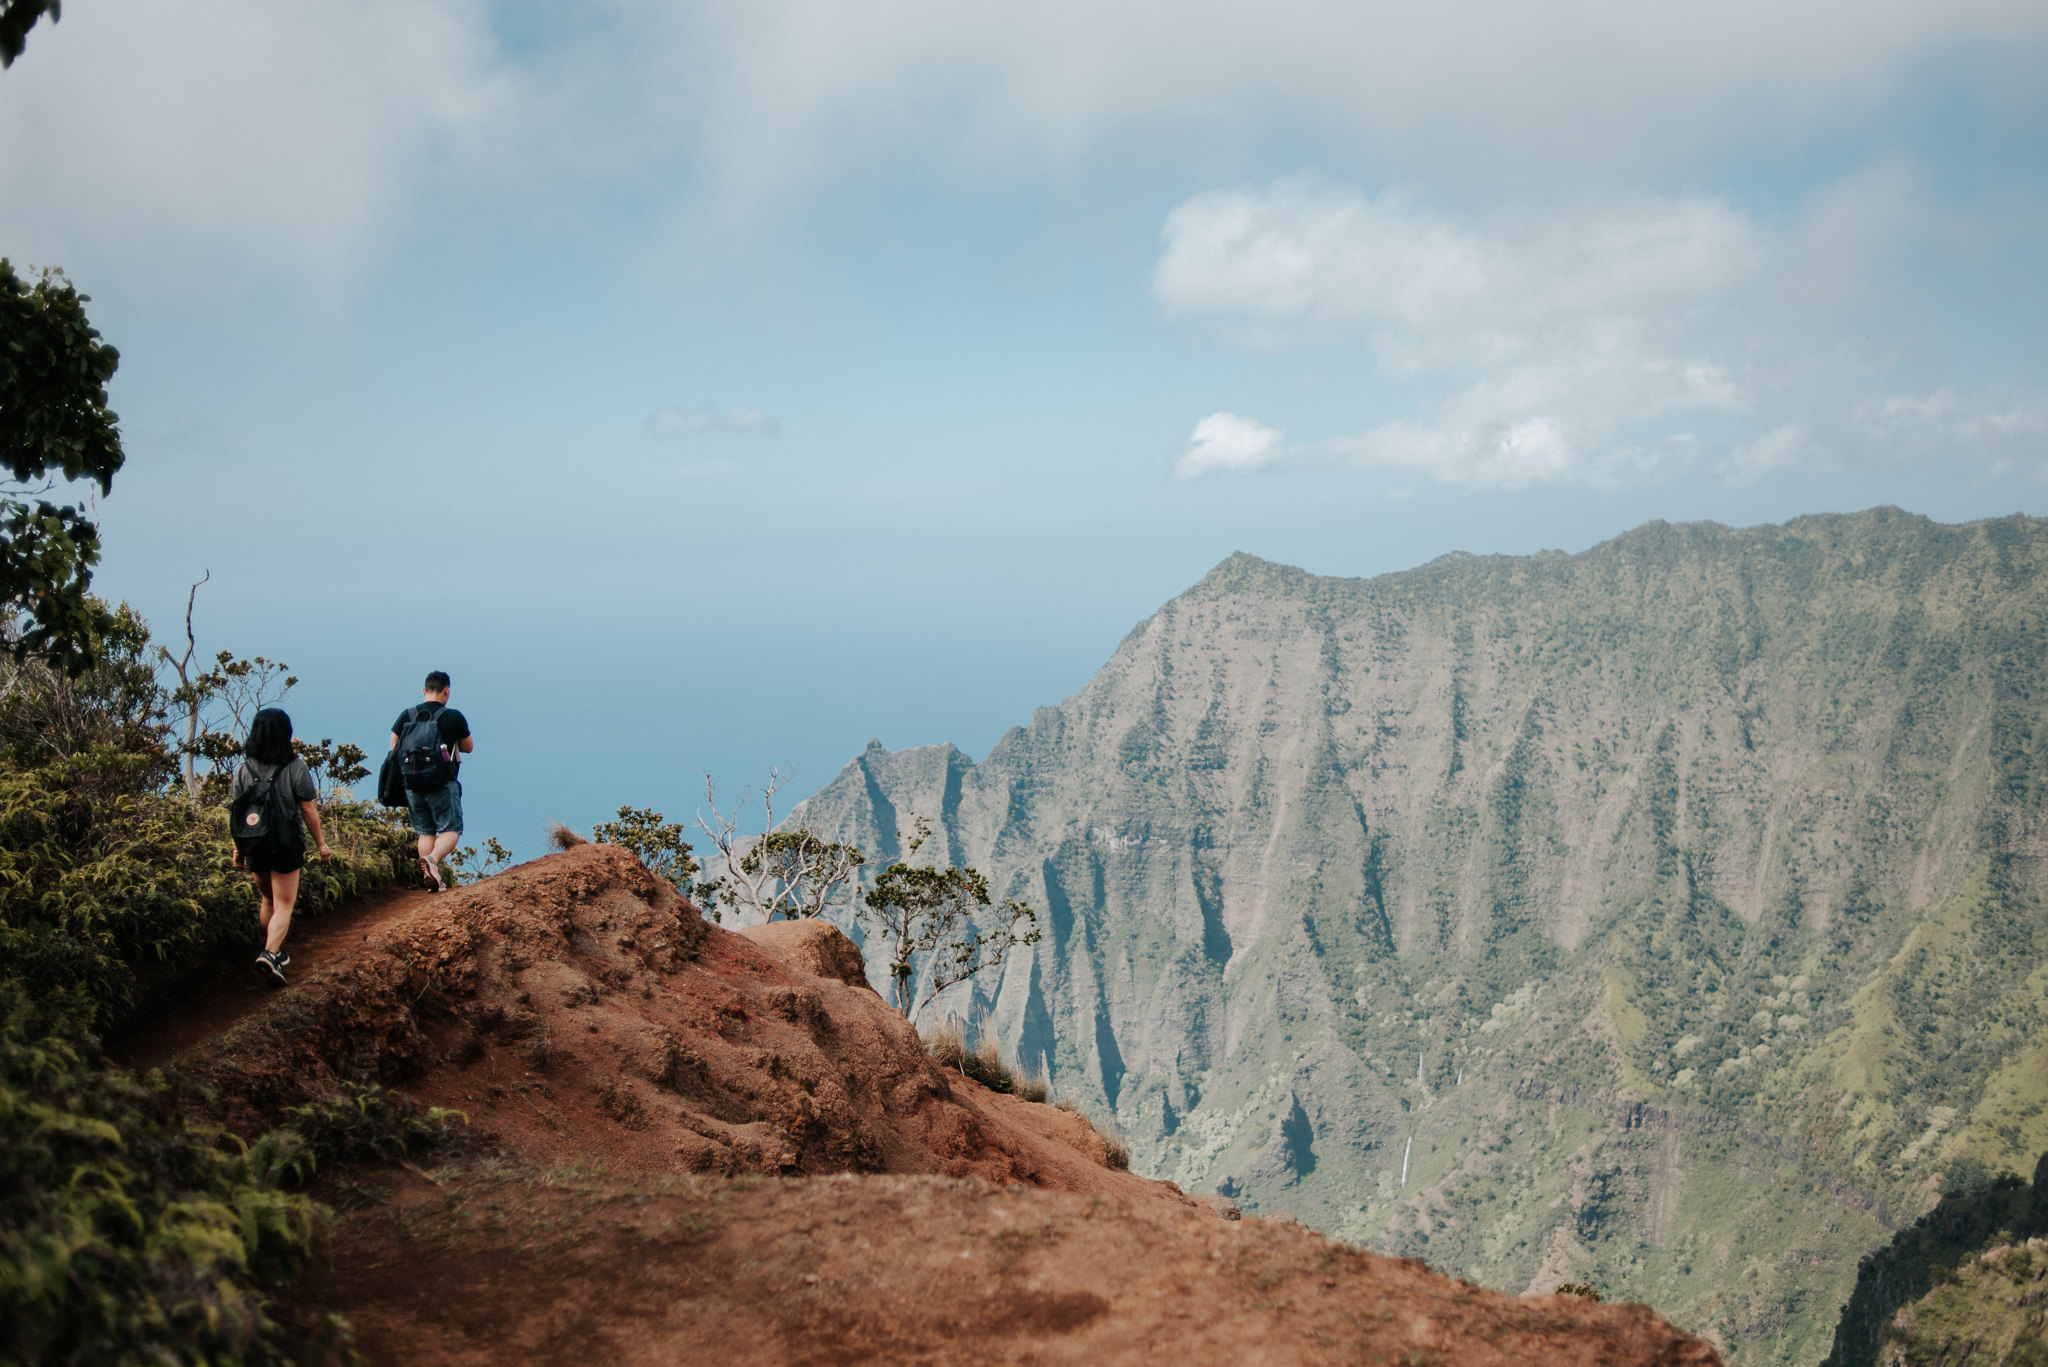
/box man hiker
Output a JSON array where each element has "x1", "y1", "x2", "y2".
[{"x1": 392, "y1": 670, "x2": 474, "y2": 892}]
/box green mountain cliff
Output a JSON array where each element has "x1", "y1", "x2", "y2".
[{"x1": 789, "y1": 508, "x2": 2048, "y2": 1365}]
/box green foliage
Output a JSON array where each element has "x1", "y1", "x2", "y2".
[
  {"x1": 0, "y1": 602, "x2": 166, "y2": 771},
  {"x1": 592, "y1": 805, "x2": 722, "y2": 914},
  {"x1": 0, "y1": 261, "x2": 123, "y2": 674},
  {"x1": 282, "y1": 1083, "x2": 466, "y2": 1169},
  {"x1": 694, "y1": 773, "x2": 860, "y2": 923},
  {"x1": 0, "y1": 596, "x2": 417, "y2": 1362},
  {"x1": 0, "y1": 1001, "x2": 319, "y2": 1367},
  {"x1": 860, "y1": 815, "x2": 1041, "y2": 1018},
  {"x1": 445, "y1": 835, "x2": 514, "y2": 886},
  {"x1": 738, "y1": 829, "x2": 863, "y2": 921},
  {"x1": 1874, "y1": 1234, "x2": 2048, "y2": 1367},
  {"x1": 1824, "y1": 1151, "x2": 2048, "y2": 1367},
  {"x1": 0, "y1": 753, "x2": 417, "y2": 1032},
  {"x1": 291, "y1": 738, "x2": 369, "y2": 798}
]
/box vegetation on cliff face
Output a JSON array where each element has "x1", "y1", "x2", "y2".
[
  {"x1": 1825, "y1": 1152, "x2": 2048, "y2": 1367},
  {"x1": 1873, "y1": 1236, "x2": 2048, "y2": 1367},
  {"x1": 790, "y1": 509, "x2": 2048, "y2": 1365}
]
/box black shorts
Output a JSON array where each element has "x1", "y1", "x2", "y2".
[{"x1": 236, "y1": 836, "x2": 305, "y2": 874}]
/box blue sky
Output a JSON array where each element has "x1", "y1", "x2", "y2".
[{"x1": 4, "y1": 0, "x2": 2046, "y2": 858}]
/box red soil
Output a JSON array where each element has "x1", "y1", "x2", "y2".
[{"x1": 158, "y1": 843, "x2": 1720, "y2": 1366}]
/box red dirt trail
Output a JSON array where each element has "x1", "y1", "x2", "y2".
[
  {"x1": 151, "y1": 844, "x2": 1720, "y2": 1367},
  {"x1": 112, "y1": 884, "x2": 434, "y2": 1073}
]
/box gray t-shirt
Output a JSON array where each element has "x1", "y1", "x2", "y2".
[{"x1": 229, "y1": 758, "x2": 318, "y2": 831}]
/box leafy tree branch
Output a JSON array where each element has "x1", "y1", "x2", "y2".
[
  {"x1": 0, "y1": 260, "x2": 124, "y2": 674},
  {"x1": 594, "y1": 805, "x2": 723, "y2": 915},
  {"x1": 859, "y1": 815, "x2": 1041, "y2": 1019}
]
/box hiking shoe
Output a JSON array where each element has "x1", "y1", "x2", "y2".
[{"x1": 255, "y1": 949, "x2": 287, "y2": 987}]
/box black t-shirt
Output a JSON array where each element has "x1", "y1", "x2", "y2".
[{"x1": 393, "y1": 703, "x2": 471, "y2": 776}]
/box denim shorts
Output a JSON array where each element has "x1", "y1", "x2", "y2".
[{"x1": 405, "y1": 779, "x2": 464, "y2": 837}]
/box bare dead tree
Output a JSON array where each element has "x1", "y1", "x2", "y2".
[
  {"x1": 696, "y1": 770, "x2": 864, "y2": 924},
  {"x1": 155, "y1": 572, "x2": 296, "y2": 811},
  {"x1": 158, "y1": 572, "x2": 210, "y2": 810}
]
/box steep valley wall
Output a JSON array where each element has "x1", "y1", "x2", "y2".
[{"x1": 789, "y1": 509, "x2": 2048, "y2": 1366}]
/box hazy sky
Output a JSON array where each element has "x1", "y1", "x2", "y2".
[{"x1": 4, "y1": 1, "x2": 2045, "y2": 856}]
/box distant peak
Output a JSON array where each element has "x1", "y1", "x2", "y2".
[{"x1": 1191, "y1": 551, "x2": 1317, "y2": 599}]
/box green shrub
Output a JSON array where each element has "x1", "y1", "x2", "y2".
[
  {"x1": 0, "y1": 1001, "x2": 318, "y2": 1366},
  {"x1": 283, "y1": 1083, "x2": 466, "y2": 1169},
  {"x1": 0, "y1": 599, "x2": 422, "y2": 1365}
]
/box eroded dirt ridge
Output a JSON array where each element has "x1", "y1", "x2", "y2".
[
  {"x1": 175, "y1": 844, "x2": 1133, "y2": 1190},
  {"x1": 168, "y1": 845, "x2": 1721, "y2": 1365}
]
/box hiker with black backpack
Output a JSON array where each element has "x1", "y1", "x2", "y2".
[
  {"x1": 391, "y1": 670, "x2": 473, "y2": 893},
  {"x1": 230, "y1": 708, "x2": 333, "y2": 987}
]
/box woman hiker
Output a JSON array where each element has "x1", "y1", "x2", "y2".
[{"x1": 230, "y1": 708, "x2": 332, "y2": 987}]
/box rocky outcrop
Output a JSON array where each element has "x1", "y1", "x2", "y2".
[{"x1": 738, "y1": 917, "x2": 875, "y2": 991}]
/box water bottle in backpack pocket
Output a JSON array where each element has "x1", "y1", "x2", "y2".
[{"x1": 398, "y1": 705, "x2": 458, "y2": 791}]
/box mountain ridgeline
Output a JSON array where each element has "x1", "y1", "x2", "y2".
[{"x1": 789, "y1": 509, "x2": 2048, "y2": 1365}]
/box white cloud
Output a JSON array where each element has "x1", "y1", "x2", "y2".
[
  {"x1": 648, "y1": 404, "x2": 781, "y2": 438},
  {"x1": 1162, "y1": 181, "x2": 1765, "y2": 487},
  {"x1": 1866, "y1": 388, "x2": 2048, "y2": 444},
  {"x1": 1160, "y1": 173, "x2": 2048, "y2": 488},
  {"x1": 5, "y1": 0, "x2": 2042, "y2": 280},
  {"x1": 642, "y1": 0, "x2": 2046, "y2": 208},
  {"x1": 1725, "y1": 426, "x2": 1817, "y2": 485},
  {"x1": 1175, "y1": 413, "x2": 1283, "y2": 479},
  {"x1": 1157, "y1": 180, "x2": 1764, "y2": 367},
  {"x1": 0, "y1": 0, "x2": 523, "y2": 289}
]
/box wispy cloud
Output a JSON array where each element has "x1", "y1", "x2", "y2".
[
  {"x1": 0, "y1": 0, "x2": 524, "y2": 291},
  {"x1": 7, "y1": 1, "x2": 2041, "y2": 282},
  {"x1": 1158, "y1": 173, "x2": 2047, "y2": 488},
  {"x1": 647, "y1": 404, "x2": 781, "y2": 438}
]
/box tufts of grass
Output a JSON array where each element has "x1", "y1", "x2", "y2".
[
  {"x1": 546, "y1": 821, "x2": 587, "y2": 850},
  {"x1": 921, "y1": 1016, "x2": 1054, "y2": 1102},
  {"x1": 1013, "y1": 1060, "x2": 1049, "y2": 1105},
  {"x1": 923, "y1": 1017, "x2": 967, "y2": 1070}
]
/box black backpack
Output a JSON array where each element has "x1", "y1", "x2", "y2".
[
  {"x1": 397, "y1": 704, "x2": 457, "y2": 791},
  {"x1": 232, "y1": 760, "x2": 303, "y2": 858},
  {"x1": 375, "y1": 746, "x2": 408, "y2": 808}
]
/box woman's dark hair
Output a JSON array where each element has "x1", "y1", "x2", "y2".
[{"x1": 244, "y1": 708, "x2": 295, "y2": 766}]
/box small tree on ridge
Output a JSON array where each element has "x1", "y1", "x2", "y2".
[{"x1": 860, "y1": 815, "x2": 1041, "y2": 1019}]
